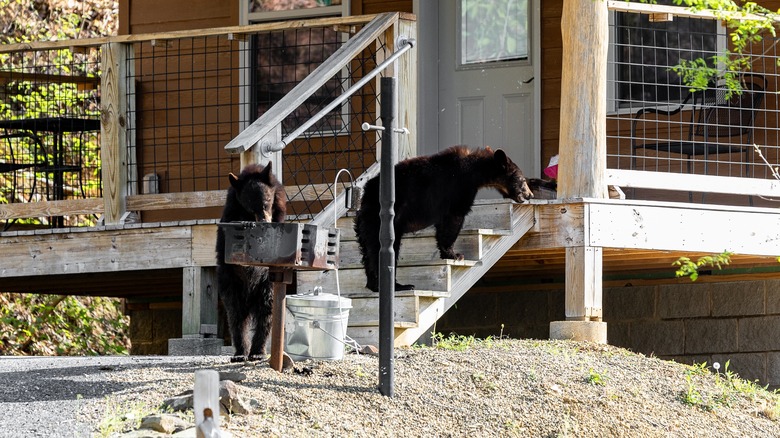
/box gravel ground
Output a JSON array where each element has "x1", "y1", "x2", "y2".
[{"x1": 2, "y1": 339, "x2": 780, "y2": 437}]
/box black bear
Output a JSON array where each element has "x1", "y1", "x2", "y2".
[
  {"x1": 354, "y1": 146, "x2": 533, "y2": 292},
  {"x1": 216, "y1": 162, "x2": 287, "y2": 362}
]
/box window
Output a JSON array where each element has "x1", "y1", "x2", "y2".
[
  {"x1": 459, "y1": 0, "x2": 529, "y2": 67},
  {"x1": 610, "y1": 1, "x2": 725, "y2": 111},
  {"x1": 247, "y1": 0, "x2": 349, "y2": 136}
]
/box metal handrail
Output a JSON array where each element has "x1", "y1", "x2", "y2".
[
  {"x1": 224, "y1": 13, "x2": 402, "y2": 154},
  {"x1": 266, "y1": 36, "x2": 415, "y2": 155}
]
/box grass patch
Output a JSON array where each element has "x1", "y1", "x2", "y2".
[
  {"x1": 97, "y1": 398, "x2": 156, "y2": 437},
  {"x1": 680, "y1": 361, "x2": 780, "y2": 415},
  {"x1": 586, "y1": 368, "x2": 607, "y2": 386}
]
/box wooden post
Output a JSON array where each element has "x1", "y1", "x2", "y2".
[
  {"x1": 240, "y1": 125, "x2": 283, "y2": 182},
  {"x1": 552, "y1": 0, "x2": 609, "y2": 343},
  {"x1": 182, "y1": 267, "x2": 219, "y2": 337},
  {"x1": 393, "y1": 15, "x2": 417, "y2": 161},
  {"x1": 557, "y1": 0, "x2": 608, "y2": 200},
  {"x1": 563, "y1": 246, "x2": 603, "y2": 321},
  {"x1": 100, "y1": 42, "x2": 129, "y2": 225},
  {"x1": 268, "y1": 269, "x2": 293, "y2": 372}
]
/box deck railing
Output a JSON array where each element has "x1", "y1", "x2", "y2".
[
  {"x1": 605, "y1": 1, "x2": 780, "y2": 205},
  {"x1": 0, "y1": 13, "x2": 416, "y2": 229}
]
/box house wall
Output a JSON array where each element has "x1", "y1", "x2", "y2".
[{"x1": 437, "y1": 278, "x2": 780, "y2": 388}]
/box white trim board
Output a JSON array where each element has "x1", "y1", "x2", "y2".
[
  {"x1": 607, "y1": 169, "x2": 780, "y2": 198},
  {"x1": 586, "y1": 201, "x2": 780, "y2": 256}
]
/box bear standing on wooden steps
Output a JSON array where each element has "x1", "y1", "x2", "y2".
[
  {"x1": 216, "y1": 162, "x2": 287, "y2": 362},
  {"x1": 354, "y1": 146, "x2": 533, "y2": 292}
]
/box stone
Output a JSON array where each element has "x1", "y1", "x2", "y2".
[
  {"x1": 630, "y1": 320, "x2": 684, "y2": 356},
  {"x1": 167, "y1": 337, "x2": 224, "y2": 356},
  {"x1": 140, "y1": 414, "x2": 190, "y2": 434},
  {"x1": 684, "y1": 319, "x2": 738, "y2": 354},
  {"x1": 220, "y1": 380, "x2": 252, "y2": 415},
  {"x1": 162, "y1": 393, "x2": 193, "y2": 412},
  {"x1": 359, "y1": 345, "x2": 379, "y2": 356},
  {"x1": 658, "y1": 283, "x2": 710, "y2": 319},
  {"x1": 219, "y1": 371, "x2": 247, "y2": 382},
  {"x1": 739, "y1": 316, "x2": 780, "y2": 352},
  {"x1": 711, "y1": 281, "x2": 764, "y2": 317}
]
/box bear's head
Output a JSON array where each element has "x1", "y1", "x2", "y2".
[
  {"x1": 228, "y1": 162, "x2": 282, "y2": 223},
  {"x1": 493, "y1": 149, "x2": 534, "y2": 202}
]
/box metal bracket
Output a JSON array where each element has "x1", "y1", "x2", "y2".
[{"x1": 361, "y1": 122, "x2": 409, "y2": 135}]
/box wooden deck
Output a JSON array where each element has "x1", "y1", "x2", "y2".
[{"x1": 3, "y1": 198, "x2": 779, "y2": 297}]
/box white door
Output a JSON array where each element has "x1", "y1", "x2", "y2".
[{"x1": 418, "y1": 0, "x2": 540, "y2": 184}]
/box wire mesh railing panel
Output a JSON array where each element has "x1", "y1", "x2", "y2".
[
  {"x1": 606, "y1": 8, "x2": 780, "y2": 203},
  {"x1": 127, "y1": 20, "x2": 387, "y2": 221},
  {"x1": 254, "y1": 27, "x2": 385, "y2": 220},
  {"x1": 0, "y1": 46, "x2": 102, "y2": 229},
  {"x1": 128, "y1": 36, "x2": 243, "y2": 195}
]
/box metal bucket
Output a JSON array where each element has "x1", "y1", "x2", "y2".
[{"x1": 284, "y1": 290, "x2": 352, "y2": 361}]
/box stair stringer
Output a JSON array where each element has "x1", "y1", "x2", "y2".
[{"x1": 392, "y1": 203, "x2": 536, "y2": 346}]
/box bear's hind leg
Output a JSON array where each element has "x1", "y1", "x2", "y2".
[
  {"x1": 246, "y1": 278, "x2": 273, "y2": 361},
  {"x1": 219, "y1": 274, "x2": 250, "y2": 362},
  {"x1": 435, "y1": 215, "x2": 466, "y2": 261},
  {"x1": 393, "y1": 232, "x2": 415, "y2": 291},
  {"x1": 225, "y1": 307, "x2": 249, "y2": 362},
  {"x1": 247, "y1": 302, "x2": 272, "y2": 361},
  {"x1": 356, "y1": 213, "x2": 382, "y2": 292}
]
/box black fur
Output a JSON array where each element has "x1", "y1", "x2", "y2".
[
  {"x1": 354, "y1": 146, "x2": 533, "y2": 292},
  {"x1": 216, "y1": 163, "x2": 287, "y2": 362}
]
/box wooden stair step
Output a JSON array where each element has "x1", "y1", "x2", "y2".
[
  {"x1": 336, "y1": 231, "x2": 506, "y2": 266},
  {"x1": 346, "y1": 296, "x2": 447, "y2": 347},
  {"x1": 298, "y1": 261, "x2": 476, "y2": 293},
  {"x1": 348, "y1": 294, "x2": 444, "y2": 326},
  {"x1": 335, "y1": 219, "x2": 512, "y2": 241}
]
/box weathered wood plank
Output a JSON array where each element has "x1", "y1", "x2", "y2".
[
  {"x1": 101, "y1": 42, "x2": 129, "y2": 225},
  {"x1": 348, "y1": 295, "x2": 419, "y2": 326},
  {"x1": 182, "y1": 266, "x2": 218, "y2": 336},
  {"x1": 394, "y1": 16, "x2": 417, "y2": 160},
  {"x1": 296, "y1": 264, "x2": 452, "y2": 294},
  {"x1": 191, "y1": 224, "x2": 218, "y2": 267},
  {"x1": 0, "y1": 14, "x2": 382, "y2": 53},
  {"x1": 337, "y1": 234, "x2": 485, "y2": 268},
  {"x1": 564, "y1": 246, "x2": 603, "y2": 321},
  {"x1": 0, "y1": 226, "x2": 195, "y2": 277},
  {"x1": 0, "y1": 198, "x2": 104, "y2": 220}
]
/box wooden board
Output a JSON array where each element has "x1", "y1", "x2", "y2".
[{"x1": 1, "y1": 224, "x2": 198, "y2": 278}]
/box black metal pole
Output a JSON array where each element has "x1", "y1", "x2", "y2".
[{"x1": 378, "y1": 76, "x2": 396, "y2": 397}]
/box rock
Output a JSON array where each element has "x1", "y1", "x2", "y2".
[
  {"x1": 359, "y1": 345, "x2": 379, "y2": 356},
  {"x1": 140, "y1": 414, "x2": 190, "y2": 434},
  {"x1": 218, "y1": 371, "x2": 247, "y2": 382},
  {"x1": 220, "y1": 380, "x2": 252, "y2": 415},
  {"x1": 161, "y1": 393, "x2": 193, "y2": 412}
]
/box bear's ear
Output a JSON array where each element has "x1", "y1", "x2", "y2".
[
  {"x1": 228, "y1": 173, "x2": 242, "y2": 190},
  {"x1": 494, "y1": 149, "x2": 508, "y2": 165},
  {"x1": 258, "y1": 162, "x2": 273, "y2": 181}
]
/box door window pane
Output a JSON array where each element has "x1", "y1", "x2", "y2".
[{"x1": 460, "y1": 0, "x2": 528, "y2": 66}]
